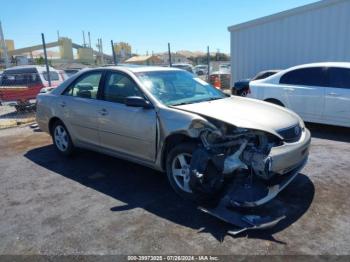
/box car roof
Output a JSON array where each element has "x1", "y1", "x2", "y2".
[
  {"x1": 287, "y1": 62, "x2": 350, "y2": 71},
  {"x1": 104, "y1": 65, "x2": 182, "y2": 73},
  {"x1": 258, "y1": 69, "x2": 280, "y2": 74},
  {"x1": 3, "y1": 65, "x2": 57, "y2": 72}
]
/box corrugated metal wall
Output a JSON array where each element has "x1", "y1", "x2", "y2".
[{"x1": 230, "y1": 0, "x2": 350, "y2": 83}]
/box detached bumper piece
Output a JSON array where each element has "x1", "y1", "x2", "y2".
[
  {"x1": 199, "y1": 200, "x2": 286, "y2": 235},
  {"x1": 197, "y1": 160, "x2": 307, "y2": 235}
]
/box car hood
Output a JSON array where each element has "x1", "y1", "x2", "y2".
[{"x1": 173, "y1": 96, "x2": 300, "y2": 137}]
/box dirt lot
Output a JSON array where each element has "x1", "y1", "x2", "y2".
[{"x1": 0, "y1": 124, "x2": 349, "y2": 255}]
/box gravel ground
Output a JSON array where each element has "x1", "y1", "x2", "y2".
[{"x1": 0, "y1": 123, "x2": 349, "y2": 255}]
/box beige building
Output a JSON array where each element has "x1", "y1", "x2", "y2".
[
  {"x1": 156, "y1": 52, "x2": 190, "y2": 65},
  {"x1": 125, "y1": 55, "x2": 162, "y2": 65},
  {"x1": 58, "y1": 37, "x2": 74, "y2": 60},
  {"x1": 77, "y1": 47, "x2": 94, "y2": 64},
  {"x1": 0, "y1": 39, "x2": 14, "y2": 58}
]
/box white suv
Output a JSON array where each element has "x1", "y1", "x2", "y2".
[{"x1": 248, "y1": 62, "x2": 350, "y2": 128}]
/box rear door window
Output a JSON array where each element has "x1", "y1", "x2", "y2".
[
  {"x1": 280, "y1": 67, "x2": 328, "y2": 86},
  {"x1": 63, "y1": 72, "x2": 102, "y2": 99},
  {"x1": 328, "y1": 67, "x2": 350, "y2": 89}
]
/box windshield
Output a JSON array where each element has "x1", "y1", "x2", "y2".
[{"x1": 136, "y1": 70, "x2": 227, "y2": 106}]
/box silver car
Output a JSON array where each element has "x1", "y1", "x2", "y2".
[{"x1": 36, "y1": 66, "x2": 311, "y2": 205}]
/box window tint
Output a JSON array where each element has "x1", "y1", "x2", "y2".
[
  {"x1": 328, "y1": 67, "x2": 350, "y2": 89},
  {"x1": 0, "y1": 73, "x2": 41, "y2": 86},
  {"x1": 254, "y1": 71, "x2": 277, "y2": 80},
  {"x1": 42, "y1": 71, "x2": 60, "y2": 81},
  {"x1": 103, "y1": 72, "x2": 143, "y2": 103},
  {"x1": 64, "y1": 72, "x2": 102, "y2": 99},
  {"x1": 280, "y1": 67, "x2": 327, "y2": 86}
]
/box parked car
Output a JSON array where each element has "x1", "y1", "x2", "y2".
[
  {"x1": 0, "y1": 65, "x2": 64, "y2": 110},
  {"x1": 172, "y1": 63, "x2": 194, "y2": 73},
  {"x1": 233, "y1": 70, "x2": 280, "y2": 96},
  {"x1": 209, "y1": 70, "x2": 231, "y2": 89},
  {"x1": 249, "y1": 62, "x2": 350, "y2": 128},
  {"x1": 219, "y1": 63, "x2": 230, "y2": 72},
  {"x1": 194, "y1": 65, "x2": 208, "y2": 76},
  {"x1": 36, "y1": 66, "x2": 310, "y2": 221}
]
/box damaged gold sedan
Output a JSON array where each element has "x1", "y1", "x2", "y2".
[{"x1": 36, "y1": 66, "x2": 311, "y2": 233}]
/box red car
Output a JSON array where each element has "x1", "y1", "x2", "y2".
[{"x1": 0, "y1": 65, "x2": 64, "y2": 110}]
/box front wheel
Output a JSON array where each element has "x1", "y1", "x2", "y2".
[
  {"x1": 166, "y1": 142, "x2": 197, "y2": 200},
  {"x1": 52, "y1": 121, "x2": 74, "y2": 156}
]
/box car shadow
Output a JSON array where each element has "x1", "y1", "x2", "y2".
[
  {"x1": 24, "y1": 145, "x2": 314, "y2": 243},
  {"x1": 306, "y1": 122, "x2": 350, "y2": 143}
]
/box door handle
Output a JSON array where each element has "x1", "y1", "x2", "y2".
[
  {"x1": 328, "y1": 92, "x2": 337, "y2": 96},
  {"x1": 98, "y1": 108, "x2": 108, "y2": 116},
  {"x1": 59, "y1": 101, "x2": 66, "y2": 107}
]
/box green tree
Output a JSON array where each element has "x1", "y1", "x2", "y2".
[{"x1": 35, "y1": 56, "x2": 45, "y2": 65}]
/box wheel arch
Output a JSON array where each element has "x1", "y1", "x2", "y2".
[
  {"x1": 264, "y1": 98, "x2": 285, "y2": 107},
  {"x1": 161, "y1": 133, "x2": 199, "y2": 171},
  {"x1": 48, "y1": 117, "x2": 64, "y2": 136}
]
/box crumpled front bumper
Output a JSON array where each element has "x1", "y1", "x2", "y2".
[
  {"x1": 269, "y1": 128, "x2": 311, "y2": 175},
  {"x1": 198, "y1": 130, "x2": 311, "y2": 233}
]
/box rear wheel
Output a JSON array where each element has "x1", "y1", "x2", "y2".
[
  {"x1": 52, "y1": 121, "x2": 74, "y2": 155},
  {"x1": 166, "y1": 142, "x2": 197, "y2": 200}
]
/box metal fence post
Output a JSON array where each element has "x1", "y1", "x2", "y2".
[
  {"x1": 168, "y1": 43, "x2": 172, "y2": 67},
  {"x1": 111, "y1": 40, "x2": 117, "y2": 65},
  {"x1": 0, "y1": 21, "x2": 10, "y2": 68},
  {"x1": 41, "y1": 33, "x2": 51, "y2": 87},
  {"x1": 207, "y1": 46, "x2": 210, "y2": 80}
]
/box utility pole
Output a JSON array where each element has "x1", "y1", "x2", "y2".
[
  {"x1": 82, "y1": 31, "x2": 86, "y2": 47},
  {"x1": 111, "y1": 40, "x2": 117, "y2": 65},
  {"x1": 207, "y1": 46, "x2": 210, "y2": 80},
  {"x1": 88, "y1": 32, "x2": 91, "y2": 48},
  {"x1": 0, "y1": 21, "x2": 10, "y2": 68},
  {"x1": 41, "y1": 33, "x2": 51, "y2": 87},
  {"x1": 100, "y1": 38, "x2": 104, "y2": 65},
  {"x1": 168, "y1": 43, "x2": 172, "y2": 67},
  {"x1": 216, "y1": 48, "x2": 220, "y2": 61}
]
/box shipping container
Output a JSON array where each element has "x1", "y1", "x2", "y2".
[{"x1": 228, "y1": 0, "x2": 350, "y2": 84}]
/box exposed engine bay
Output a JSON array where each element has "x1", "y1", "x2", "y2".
[{"x1": 187, "y1": 119, "x2": 308, "y2": 234}]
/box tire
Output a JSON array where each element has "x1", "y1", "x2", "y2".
[
  {"x1": 52, "y1": 120, "x2": 74, "y2": 156},
  {"x1": 166, "y1": 142, "x2": 197, "y2": 200}
]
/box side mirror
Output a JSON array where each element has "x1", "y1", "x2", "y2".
[{"x1": 125, "y1": 96, "x2": 153, "y2": 109}]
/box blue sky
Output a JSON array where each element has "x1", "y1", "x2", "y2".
[{"x1": 1, "y1": 0, "x2": 317, "y2": 55}]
